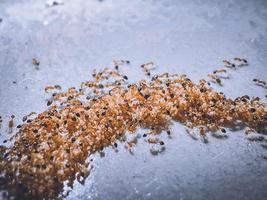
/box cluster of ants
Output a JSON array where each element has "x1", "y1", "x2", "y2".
[
  {"x1": 0, "y1": 58, "x2": 266, "y2": 200},
  {"x1": 207, "y1": 57, "x2": 248, "y2": 86},
  {"x1": 207, "y1": 57, "x2": 266, "y2": 98}
]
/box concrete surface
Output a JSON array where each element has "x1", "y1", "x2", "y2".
[{"x1": 0, "y1": 0, "x2": 267, "y2": 200}]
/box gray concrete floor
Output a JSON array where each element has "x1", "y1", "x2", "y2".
[{"x1": 0, "y1": 0, "x2": 267, "y2": 200}]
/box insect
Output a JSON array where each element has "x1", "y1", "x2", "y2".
[
  {"x1": 212, "y1": 69, "x2": 229, "y2": 80},
  {"x1": 234, "y1": 57, "x2": 248, "y2": 64},
  {"x1": 234, "y1": 58, "x2": 249, "y2": 67},
  {"x1": 208, "y1": 74, "x2": 222, "y2": 85},
  {"x1": 140, "y1": 61, "x2": 154, "y2": 69},
  {"x1": 32, "y1": 58, "x2": 40, "y2": 66},
  {"x1": 223, "y1": 60, "x2": 235, "y2": 68},
  {"x1": 245, "y1": 127, "x2": 255, "y2": 135},
  {"x1": 114, "y1": 142, "x2": 118, "y2": 148},
  {"x1": 54, "y1": 85, "x2": 62, "y2": 90},
  {"x1": 127, "y1": 139, "x2": 137, "y2": 148},
  {"x1": 113, "y1": 59, "x2": 130, "y2": 68},
  {"x1": 46, "y1": 0, "x2": 64, "y2": 7},
  {"x1": 140, "y1": 62, "x2": 155, "y2": 77},
  {"x1": 8, "y1": 115, "x2": 15, "y2": 133},
  {"x1": 45, "y1": 85, "x2": 62, "y2": 92},
  {"x1": 221, "y1": 128, "x2": 226, "y2": 133},
  {"x1": 0, "y1": 115, "x2": 2, "y2": 128},
  {"x1": 253, "y1": 78, "x2": 266, "y2": 88},
  {"x1": 26, "y1": 112, "x2": 37, "y2": 118},
  {"x1": 47, "y1": 100, "x2": 53, "y2": 106},
  {"x1": 150, "y1": 146, "x2": 166, "y2": 155},
  {"x1": 248, "y1": 107, "x2": 256, "y2": 113},
  {"x1": 213, "y1": 69, "x2": 227, "y2": 74},
  {"x1": 147, "y1": 138, "x2": 159, "y2": 144},
  {"x1": 199, "y1": 127, "x2": 206, "y2": 136}
]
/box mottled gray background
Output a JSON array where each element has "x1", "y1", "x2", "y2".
[{"x1": 0, "y1": 0, "x2": 267, "y2": 200}]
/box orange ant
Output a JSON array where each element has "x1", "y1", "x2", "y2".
[
  {"x1": 8, "y1": 115, "x2": 15, "y2": 133},
  {"x1": 208, "y1": 74, "x2": 222, "y2": 85},
  {"x1": 45, "y1": 85, "x2": 62, "y2": 92},
  {"x1": 213, "y1": 69, "x2": 227, "y2": 74}
]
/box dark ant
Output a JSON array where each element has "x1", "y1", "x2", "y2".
[{"x1": 223, "y1": 60, "x2": 235, "y2": 68}]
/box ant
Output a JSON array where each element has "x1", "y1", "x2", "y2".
[
  {"x1": 223, "y1": 60, "x2": 235, "y2": 68},
  {"x1": 253, "y1": 78, "x2": 266, "y2": 88},
  {"x1": 8, "y1": 115, "x2": 15, "y2": 133},
  {"x1": 234, "y1": 57, "x2": 248, "y2": 66},
  {"x1": 208, "y1": 74, "x2": 222, "y2": 86}
]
